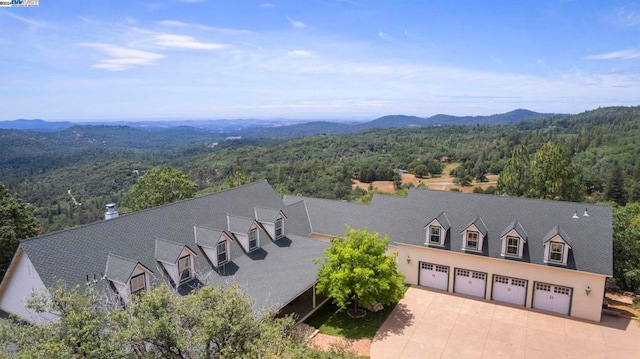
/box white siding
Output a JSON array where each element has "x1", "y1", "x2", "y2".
[{"x1": 0, "y1": 249, "x2": 57, "y2": 324}]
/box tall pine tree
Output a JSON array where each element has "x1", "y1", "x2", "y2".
[
  {"x1": 497, "y1": 145, "x2": 530, "y2": 197},
  {"x1": 604, "y1": 164, "x2": 626, "y2": 206}
]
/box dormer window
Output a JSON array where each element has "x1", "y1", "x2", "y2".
[
  {"x1": 249, "y1": 228, "x2": 258, "y2": 251},
  {"x1": 275, "y1": 218, "x2": 283, "y2": 239},
  {"x1": 217, "y1": 240, "x2": 228, "y2": 264},
  {"x1": 130, "y1": 273, "x2": 146, "y2": 295},
  {"x1": 461, "y1": 217, "x2": 487, "y2": 253},
  {"x1": 466, "y1": 231, "x2": 479, "y2": 250},
  {"x1": 506, "y1": 236, "x2": 520, "y2": 256},
  {"x1": 429, "y1": 226, "x2": 441, "y2": 244},
  {"x1": 500, "y1": 221, "x2": 527, "y2": 259},
  {"x1": 178, "y1": 255, "x2": 192, "y2": 282},
  {"x1": 549, "y1": 243, "x2": 564, "y2": 262},
  {"x1": 542, "y1": 225, "x2": 572, "y2": 266}
]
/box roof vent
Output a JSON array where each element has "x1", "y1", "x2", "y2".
[
  {"x1": 572, "y1": 211, "x2": 579, "y2": 219},
  {"x1": 583, "y1": 208, "x2": 589, "y2": 217},
  {"x1": 105, "y1": 203, "x2": 119, "y2": 220}
]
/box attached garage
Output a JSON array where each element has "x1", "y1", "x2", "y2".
[
  {"x1": 491, "y1": 275, "x2": 527, "y2": 306},
  {"x1": 454, "y1": 268, "x2": 487, "y2": 298},
  {"x1": 418, "y1": 262, "x2": 449, "y2": 291},
  {"x1": 532, "y1": 282, "x2": 572, "y2": 315}
]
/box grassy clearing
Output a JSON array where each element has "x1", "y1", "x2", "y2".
[{"x1": 304, "y1": 285, "x2": 409, "y2": 340}]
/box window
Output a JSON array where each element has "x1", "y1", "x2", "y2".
[
  {"x1": 549, "y1": 243, "x2": 564, "y2": 262},
  {"x1": 506, "y1": 236, "x2": 520, "y2": 256},
  {"x1": 275, "y1": 218, "x2": 283, "y2": 239},
  {"x1": 178, "y1": 255, "x2": 192, "y2": 282},
  {"x1": 429, "y1": 226, "x2": 441, "y2": 244},
  {"x1": 130, "y1": 273, "x2": 146, "y2": 295},
  {"x1": 466, "y1": 231, "x2": 479, "y2": 250},
  {"x1": 217, "y1": 240, "x2": 227, "y2": 264},
  {"x1": 249, "y1": 228, "x2": 258, "y2": 250}
]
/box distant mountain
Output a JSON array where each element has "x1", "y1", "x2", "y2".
[{"x1": 0, "y1": 119, "x2": 75, "y2": 131}]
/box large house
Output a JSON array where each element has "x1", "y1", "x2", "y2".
[{"x1": 0, "y1": 181, "x2": 612, "y2": 323}]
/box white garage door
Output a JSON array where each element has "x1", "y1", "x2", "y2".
[
  {"x1": 454, "y1": 269, "x2": 487, "y2": 298},
  {"x1": 532, "y1": 282, "x2": 571, "y2": 315},
  {"x1": 492, "y1": 275, "x2": 527, "y2": 306},
  {"x1": 419, "y1": 262, "x2": 449, "y2": 291}
]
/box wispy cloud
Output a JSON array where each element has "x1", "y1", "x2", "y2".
[
  {"x1": 611, "y1": 4, "x2": 640, "y2": 28},
  {"x1": 286, "y1": 16, "x2": 307, "y2": 28},
  {"x1": 260, "y1": 3, "x2": 275, "y2": 8},
  {"x1": 287, "y1": 50, "x2": 314, "y2": 58},
  {"x1": 78, "y1": 43, "x2": 165, "y2": 71},
  {"x1": 153, "y1": 34, "x2": 227, "y2": 50},
  {"x1": 158, "y1": 20, "x2": 252, "y2": 35},
  {"x1": 585, "y1": 49, "x2": 640, "y2": 60},
  {"x1": 177, "y1": 0, "x2": 205, "y2": 3},
  {"x1": 2, "y1": 12, "x2": 46, "y2": 27}
]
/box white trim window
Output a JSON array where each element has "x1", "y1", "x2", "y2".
[
  {"x1": 506, "y1": 236, "x2": 520, "y2": 256},
  {"x1": 178, "y1": 255, "x2": 192, "y2": 282},
  {"x1": 466, "y1": 231, "x2": 479, "y2": 250},
  {"x1": 429, "y1": 226, "x2": 441, "y2": 244},
  {"x1": 130, "y1": 273, "x2": 146, "y2": 295},
  {"x1": 549, "y1": 243, "x2": 564, "y2": 262},
  {"x1": 275, "y1": 218, "x2": 283, "y2": 239},
  {"x1": 217, "y1": 240, "x2": 227, "y2": 264},
  {"x1": 249, "y1": 228, "x2": 258, "y2": 251}
]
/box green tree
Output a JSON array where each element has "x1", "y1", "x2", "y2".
[
  {"x1": 123, "y1": 167, "x2": 197, "y2": 212},
  {"x1": 0, "y1": 284, "x2": 356, "y2": 359},
  {"x1": 529, "y1": 142, "x2": 584, "y2": 201},
  {"x1": 316, "y1": 227, "x2": 405, "y2": 318},
  {"x1": 414, "y1": 164, "x2": 428, "y2": 178},
  {"x1": 604, "y1": 164, "x2": 626, "y2": 206},
  {"x1": 497, "y1": 145, "x2": 530, "y2": 197},
  {"x1": 612, "y1": 203, "x2": 640, "y2": 292},
  {"x1": 0, "y1": 182, "x2": 39, "y2": 281}
]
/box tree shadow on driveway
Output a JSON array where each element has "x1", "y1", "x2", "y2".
[{"x1": 373, "y1": 302, "x2": 415, "y2": 340}]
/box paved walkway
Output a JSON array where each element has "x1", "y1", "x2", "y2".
[{"x1": 371, "y1": 286, "x2": 640, "y2": 359}]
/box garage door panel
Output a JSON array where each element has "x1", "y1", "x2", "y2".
[
  {"x1": 419, "y1": 262, "x2": 449, "y2": 291},
  {"x1": 454, "y1": 268, "x2": 486, "y2": 298},
  {"x1": 492, "y1": 275, "x2": 527, "y2": 306},
  {"x1": 533, "y1": 282, "x2": 571, "y2": 315}
]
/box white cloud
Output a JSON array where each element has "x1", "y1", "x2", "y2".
[
  {"x1": 3, "y1": 12, "x2": 46, "y2": 27},
  {"x1": 585, "y1": 49, "x2": 640, "y2": 60},
  {"x1": 158, "y1": 20, "x2": 252, "y2": 35},
  {"x1": 153, "y1": 34, "x2": 228, "y2": 50},
  {"x1": 78, "y1": 43, "x2": 165, "y2": 71},
  {"x1": 287, "y1": 50, "x2": 314, "y2": 58},
  {"x1": 261, "y1": 3, "x2": 275, "y2": 8},
  {"x1": 286, "y1": 16, "x2": 307, "y2": 28}
]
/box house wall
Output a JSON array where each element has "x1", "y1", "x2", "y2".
[
  {"x1": 0, "y1": 249, "x2": 57, "y2": 324},
  {"x1": 115, "y1": 265, "x2": 151, "y2": 303},
  {"x1": 160, "y1": 261, "x2": 179, "y2": 285},
  {"x1": 262, "y1": 222, "x2": 275, "y2": 239},
  {"x1": 396, "y1": 243, "x2": 607, "y2": 322}
]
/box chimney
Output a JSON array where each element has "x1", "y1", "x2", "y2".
[{"x1": 105, "y1": 203, "x2": 119, "y2": 220}]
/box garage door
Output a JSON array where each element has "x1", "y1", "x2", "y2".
[
  {"x1": 492, "y1": 275, "x2": 527, "y2": 306},
  {"x1": 454, "y1": 269, "x2": 486, "y2": 298},
  {"x1": 532, "y1": 282, "x2": 571, "y2": 315},
  {"x1": 419, "y1": 262, "x2": 449, "y2": 291}
]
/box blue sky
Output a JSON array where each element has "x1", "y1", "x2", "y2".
[{"x1": 1, "y1": 0, "x2": 639, "y2": 121}]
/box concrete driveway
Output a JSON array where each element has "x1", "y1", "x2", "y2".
[{"x1": 371, "y1": 286, "x2": 640, "y2": 359}]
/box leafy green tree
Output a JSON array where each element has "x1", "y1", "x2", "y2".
[
  {"x1": 604, "y1": 164, "x2": 626, "y2": 206},
  {"x1": 497, "y1": 145, "x2": 530, "y2": 197},
  {"x1": 123, "y1": 167, "x2": 197, "y2": 212},
  {"x1": 414, "y1": 164, "x2": 428, "y2": 178},
  {"x1": 316, "y1": 227, "x2": 405, "y2": 318},
  {"x1": 0, "y1": 284, "x2": 356, "y2": 358},
  {"x1": 0, "y1": 182, "x2": 39, "y2": 281},
  {"x1": 529, "y1": 142, "x2": 584, "y2": 201},
  {"x1": 612, "y1": 203, "x2": 640, "y2": 292}
]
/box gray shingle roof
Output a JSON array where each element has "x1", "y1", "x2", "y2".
[
  {"x1": 193, "y1": 226, "x2": 227, "y2": 248},
  {"x1": 462, "y1": 216, "x2": 488, "y2": 236},
  {"x1": 17, "y1": 180, "x2": 327, "y2": 312},
  {"x1": 227, "y1": 215, "x2": 256, "y2": 234},
  {"x1": 291, "y1": 188, "x2": 613, "y2": 276},
  {"x1": 254, "y1": 207, "x2": 284, "y2": 223},
  {"x1": 542, "y1": 225, "x2": 573, "y2": 247},
  {"x1": 501, "y1": 220, "x2": 529, "y2": 241},
  {"x1": 105, "y1": 254, "x2": 144, "y2": 285},
  {"x1": 155, "y1": 238, "x2": 191, "y2": 264},
  {"x1": 426, "y1": 212, "x2": 451, "y2": 230}
]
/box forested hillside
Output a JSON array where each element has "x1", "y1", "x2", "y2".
[{"x1": 1, "y1": 106, "x2": 639, "y2": 232}]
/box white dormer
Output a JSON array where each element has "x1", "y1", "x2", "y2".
[
  {"x1": 500, "y1": 221, "x2": 528, "y2": 258},
  {"x1": 105, "y1": 254, "x2": 153, "y2": 303},
  {"x1": 461, "y1": 217, "x2": 488, "y2": 252},
  {"x1": 227, "y1": 215, "x2": 261, "y2": 252},
  {"x1": 254, "y1": 207, "x2": 287, "y2": 240},
  {"x1": 194, "y1": 226, "x2": 233, "y2": 267},
  {"x1": 154, "y1": 239, "x2": 198, "y2": 286},
  {"x1": 543, "y1": 225, "x2": 572, "y2": 266},
  {"x1": 424, "y1": 212, "x2": 450, "y2": 247}
]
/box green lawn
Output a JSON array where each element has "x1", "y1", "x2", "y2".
[{"x1": 304, "y1": 285, "x2": 409, "y2": 340}]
